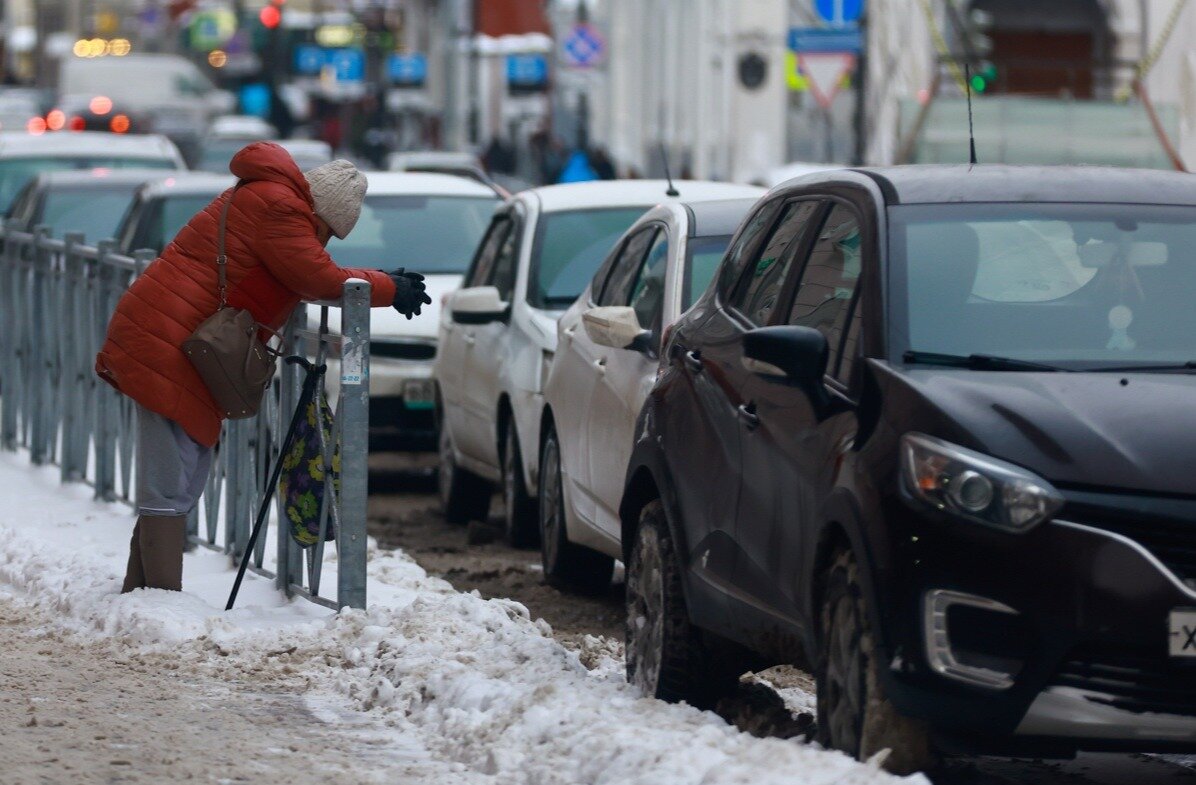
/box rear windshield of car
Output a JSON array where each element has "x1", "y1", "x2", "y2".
[
  {"x1": 328, "y1": 195, "x2": 497, "y2": 274},
  {"x1": 0, "y1": 157, "x2": 175, "y2": 212},
  {"x1": 683, "y1": 234, "x2": 733, "y2": 309},
  {"x1": 156, "y1": 194, "x2": 219, "y2": 249},
  {"x1": 532, "y1": 207, "x2": 649, "y2": 308},
  {"x1": 891, "y1": 202, "x2": 1196, "y2": 369},
  {"x1": 40, "y1": 184, "x2": 143, "y2": 240}
]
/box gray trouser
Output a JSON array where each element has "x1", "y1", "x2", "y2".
[{"x1": 135, "y1": 405, "x2": 213, "y2": 516}]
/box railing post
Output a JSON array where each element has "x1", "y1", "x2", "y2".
[
  {"x1": 60, "y1": 233, "x2": 86, "y2": 482},
  {"x1": 28, "y1": 226, "x2": 52, "y2": 465},
  {"x1": 0, "y1": 221, "x2": 21, "y2": 451},
  {"x1": 337, "y1": 279, "x2": 370, "y2": 611}
]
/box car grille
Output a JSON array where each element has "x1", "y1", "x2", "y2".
[
  {"x1": 1065, "y1": 501, "x2": 1196, "y2": 589},
  {"x1": 371, "y1": 340, "x2": 435, "y2": 361},
  {"x1": 1054, "y1": 644, "x2": 1196, "y2": 716}
]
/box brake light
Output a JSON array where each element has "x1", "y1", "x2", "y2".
[
  {"x1": 46, "y1": 109, "x2": 65, "y2": 131},
  {"x1": 26, "y1": 117, "x2": 46, "y2": 135},
  {"x1": 69, "y1": 115, "x2": 85, "y2": 131},
  {"x1": 90, "y1": 95, "x2": 113, "y2": 116},
  {"x1": 110, "y1": 114, "x2": 130, "y2": 133}
]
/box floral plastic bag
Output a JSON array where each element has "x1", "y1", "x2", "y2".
[{"x1": 278, "y1": 393, "x2": 340, "y2": 547}]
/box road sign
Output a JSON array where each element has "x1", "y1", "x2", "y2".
[
  {"x1": 798, "y1": 53, "x2": 856, "y2": 108},
  {"x1": 814, "y1": 0, "x2": 864, "y2": 26},
  {"x1": 326, "y1": 48, "x2": 365, "y2": 83},
  {"x1": 294, "y1": 44, "x2": 324, "y2": 75},
  {"x1": 507, "y1": 53, "x2": 548, "y2": 88},
  {"x1": 562, "y1": 23, "x2": 605, "y2": 69},
  {"x1": 388, "y1": 53, "x2": 427, "y2": 86},
  {"x1": 789, "y1": 27, "x2": 862, "y2": 53}
]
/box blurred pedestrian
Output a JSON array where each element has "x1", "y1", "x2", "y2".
[
  {"x1": 590, "y1": 147, "x2": 616, "y2": 180},
  {"x1": 96, "y1": 143, "x2": 430, "y2": 593}
]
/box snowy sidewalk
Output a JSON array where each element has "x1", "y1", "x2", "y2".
[{"x1": 0, "y1": 451, "x2": 924, "y2": 785}]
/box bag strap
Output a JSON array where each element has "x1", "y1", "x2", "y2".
[{"x1": 216, "y1": 182, "x2": 243, "y2": 309}]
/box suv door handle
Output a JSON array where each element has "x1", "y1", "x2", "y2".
[
  {"x1": 737, "y1": 402, "x2": 760, "y2": 430},
  {"x1": 595, "y1": 357, "x2": 607, "y2": 374},
  {"x1": 683, "y1": 350, "x2": 703, "y2": 373}
]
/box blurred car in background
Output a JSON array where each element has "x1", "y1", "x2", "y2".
[
  {"x1": 116, "y1": 172, "x2": 234, "y2": 255},
  {"x1": 5, "y1": 169, "x2": 168, "y2": 242},
  {"x1": 318, "y1": 172, "x2": 501, "y2": 449},
  {"x1": 58, "y1": 53, "x2": 234, "y2": 164},
  {"x1": 209, "y1": 115, "x2": 278, "y2": 140},
  {"x1": 276, "y1": 139, "x2": 333, "y2": 171},
  {"x1": 0, "y1": 131, "x2": 185, "y2": 214},
  {"x1": 538, "y1": 193, "x2": 762, "y2": 591},
  {"x1": 434, "y1": 179, "x2": 758, "y2": 545},
  {"x1": 46, "y1": 94, "x2": 147, "y2": 135},
  {"x1": 387, "y1": 150, "x2": 501, "y2": 192}
]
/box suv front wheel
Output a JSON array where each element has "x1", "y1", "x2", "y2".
[
  {"x1": 816, "y1": 547, "x2": 935, "y2": 774},
  {"x1": 537, "y1": 424, "x2": 612, "y2": 593},
  {"x1": 437, "y1": 424, "x2": 491, "y2": 524}
]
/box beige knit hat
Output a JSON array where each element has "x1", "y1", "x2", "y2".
[{"x1": 304, "y1": 160, "x2": 368, "y2": 239}]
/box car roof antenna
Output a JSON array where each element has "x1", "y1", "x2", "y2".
[
  {"x1": 965, "y1": 63, "x2": 978, "y2": 166},
  {"x1": 660, "y1": 143, "x2": 680, "y2": 197}
]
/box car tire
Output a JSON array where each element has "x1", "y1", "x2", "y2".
[
  {"x1": 438, "y1": 424, "x2": 491, "y2": 524},
  {"x1": 502, "y1": 425, "x2": 539, "y2": 548},
  {"x1": 816, "y1": 547, "x2": 935, "y2": 774},
  {"x1": 537, "y1": 424, "x2": 613, "y2": 593},
  {"x1": 626, "y1": 500, "x2": 739, "y2": 708}
]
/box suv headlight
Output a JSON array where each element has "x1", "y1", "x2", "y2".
[{"x1": 900, "y1": 433, "x2": 1063, "y2": 532}]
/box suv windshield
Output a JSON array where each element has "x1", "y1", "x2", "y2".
[
  {"x1": 328, "y1": 194, "x2": 496, "y2": 274},
  {"x1": 891, "y1": 203, "x2": 1196, "y2": 369},
  {"x1": 533, "y1": 207, "x2": 649, "y2": 307},
  {"x1": 0, "y1": 157, "x2": 175, "y2": 213}
]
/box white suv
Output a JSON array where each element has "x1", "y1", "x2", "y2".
[
  {"x1": 538, "y1": 195, "x2": 763, "y2": 590},
  {"x1": 435, "y1": 180, "x2": 760, "y2": 544}
]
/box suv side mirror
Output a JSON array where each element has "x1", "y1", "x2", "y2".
[
  {"x1": 742, "y1": 326, "x2": 828, "y2": 384},
  {"x1": 451, "y1": 286, "x2": 510, "y2": 325},
  {"x1": 582, "y1": 306, "x2": 652, "y2": 352}
]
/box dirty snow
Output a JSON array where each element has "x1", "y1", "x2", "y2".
[{"x1": 0, "y1": 451, "x2": 925, "y2": 784}]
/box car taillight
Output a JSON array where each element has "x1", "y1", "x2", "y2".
[
  {"x1": 110, "y1": 114, "x2": 130, "y2": 133},
  {"x1": 46, "y1": 109, "x2": 65, "y2": 131},
  {"x1": 26, "y1": 117, "x2": 46, "y2": 135},
  {"x1": 69, "y1": 116, "x2": 85, "y2": 131},
  {"x1": 90, "y1": 95, "x2": 113, "y2": 115}
]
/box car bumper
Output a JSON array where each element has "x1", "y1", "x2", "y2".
[{"x1": 878, "y1": 496, "x2": 1196, "y2": 753}]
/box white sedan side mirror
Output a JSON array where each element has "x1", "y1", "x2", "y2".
[
  {"x1": 582, "y1": 306, "x2": 651, "y2": 352},
  {"x1": 451, "y1": 286, "x2": 510, "y2": 325}
]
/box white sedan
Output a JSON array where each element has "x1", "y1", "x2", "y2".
[
  {"x1": 435, "y1": 180, "x2": 762, "y2": 547},
  {"x1": 316, "y1": 172, "x2": 501, "y2": 449},
  {"x1": 537, "y1": 195, "x2": 763, "y2": 591}
]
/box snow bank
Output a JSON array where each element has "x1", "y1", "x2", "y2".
[{"x1": 0, "y1": 451, "x2": 925, "y2": 785}]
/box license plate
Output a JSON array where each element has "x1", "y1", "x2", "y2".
[
  {"x1": 1169, "y1": 609, "x2": 1196, "y2": 657},
  {"x1": 403, "y1": 379, "x2": 435, "y2": 407}
]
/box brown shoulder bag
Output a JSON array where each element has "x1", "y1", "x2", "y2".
[{"x1": 182, "y1": 184, "x2": 284, "y2": 419}]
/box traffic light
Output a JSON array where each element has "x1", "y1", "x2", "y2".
[
  {"x1": 259, "y1": 0, "x2": 285, "y2": 30},
  {"x1": 971, "y1": 63, "x2": 998, "y2": 93}
]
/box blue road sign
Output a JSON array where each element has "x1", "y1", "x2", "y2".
[
  {"x1": 327, "y1": 48, "x2": 365, "y2": 82},
  {"x1": 388, "y1": 53, "x2": 427, "y2": 86},
  {"x1": 788, "y1": 27, "x2": 862, "y2": 53},
  {"x1": 562, "y1": 23, "x2": 605, "y2": 68},
  {"x1": 294, "y1": 44, "x2": 325, "y2": 75},
  {"x1": 814, "y1": 0, "x2": 864, "y2": 26},
  {"x1": 507, "y1": 53, "x2": 548, "y2": 87}
]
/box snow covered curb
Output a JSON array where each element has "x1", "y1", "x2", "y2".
[{"x1": 0, "y1": 452, "x2": 926, "y2": 784}]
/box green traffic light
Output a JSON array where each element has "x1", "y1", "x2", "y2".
[{"x1": 971, "y1": 75, "x2": 987, "y2": 93}]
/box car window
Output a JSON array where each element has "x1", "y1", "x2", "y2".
[
  {"x1": 684, "y1": 234, "x2": 734, "y2": 309},
  {"x1": 717, "y1": 199, "x2": 782, "y2": 300},
  {"x1": 731, "y1": 200, "x2": 822, "y2": 325},
  {"x1": 490, "y1": 220, "x2": 521, "y2": 301},
  {"x1": 630, "y1": 231, "x2": 669, "y2": 330},
  {"x1": 597, "y1": 227, "x2": 656, "y2": 307},
  {"x1": 0, "y1": 157, "x2": 176, "y2": 213},
  {"x1": 328, "y1": 195, "x2": 496, "y2": 274},
  {"x1": 158, "y1": 195, "x2": 218, "y2": 251},
  {"x1": 836, "y1": 297, "x2": 864, "y2": 386},
  {"x1": 467, "y1": 215, "x2": 514, "y2": 288},
  {"x1": 531, "y1": 207, "x2": 649, "y2": 308},
  {"x1": 39, "y1": 184, "x2": 143, "y2": 240}
]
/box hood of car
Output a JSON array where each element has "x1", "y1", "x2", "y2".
[
  {"x1": 887, "y1": 366, "x2": 1196, "y2": 496},
  {"x1": 306, "y1": 273, "x2": 462, "y2": 343}
]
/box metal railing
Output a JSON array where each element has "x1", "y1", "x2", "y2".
[{"x1": 0, "y1": 222, "x2": 371, "y2": 610}]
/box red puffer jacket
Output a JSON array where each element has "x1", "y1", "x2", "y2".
[{"x1": 96, "y1": 142, "x2": 396, "y2": 447}]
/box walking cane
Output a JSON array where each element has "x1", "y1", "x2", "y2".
[{"x1": 226, "y1": 356, "x2": 326, "y2": 611}]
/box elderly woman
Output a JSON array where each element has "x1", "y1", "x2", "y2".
[{"x1": 96, "y1": 142, "x2": 429, "y2": 593}]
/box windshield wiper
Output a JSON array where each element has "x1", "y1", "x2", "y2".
[
  {"x1": 1082, "y1": 361, "x2": 1196, "y2": 373},
  {"x1": 902, "y1": 350, "x2": 1072, "y2": 372}
]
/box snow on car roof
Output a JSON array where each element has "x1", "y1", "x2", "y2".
[
  {"x1": 359, "y1": 171, "x2": 500, "y2": 198},
  {"x1": 35, "y1": 168, "x2": 184, "y2": 189},
  {"x1": 137, "y1": 172, "x2": 236, "y2": 199},
  {"x1": 0, "y1": 131, "x2": 183, "y2": 162},
  {"x1": 527, "y1": 180, "x2": 765, "y2": 213}
]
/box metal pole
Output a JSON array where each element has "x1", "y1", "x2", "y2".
[{"x1": 337, "y1": 279, "x2": 370, "y2": 610}]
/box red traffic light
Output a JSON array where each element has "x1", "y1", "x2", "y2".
[{"x1": 259, "y1": 5, "x2": 281, "y2": 28}]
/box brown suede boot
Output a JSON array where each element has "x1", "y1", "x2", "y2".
[
  {"x1": 138, "y1": 515, "x2": 187, "y2": 591},
  {"x1": 120, "y1": 518, "x2": 145, "y2": 593}
]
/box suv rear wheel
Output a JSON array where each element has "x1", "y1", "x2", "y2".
[
  {"x1": 625, "y1": 500, "x2": 738, "y2": 708},
  {"x1": 537, "y1": 424, "x2": 612, "y2": 593},
  {"x1": 438, "y1": 424, "x2": 491, "y2": 524},
  {"x1": 502, "y1": 425, "x2": 539, "y2": 547},
  {"x1": 816, "y1": 547, "x2": 935, "y2": 774}
]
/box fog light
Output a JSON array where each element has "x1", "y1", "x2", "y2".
[{"x1": 924, "y1": 589, "x2": 1019, "y2": 690}]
